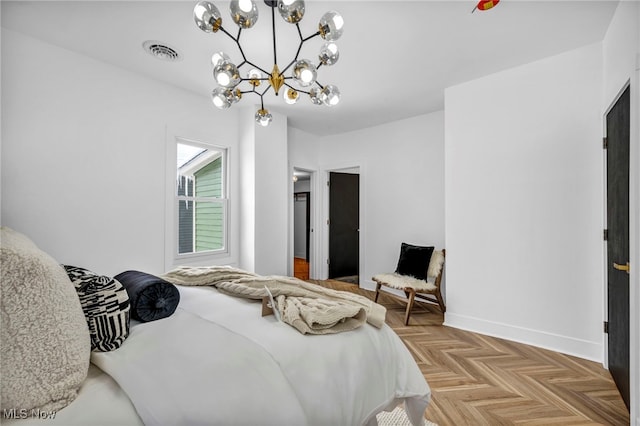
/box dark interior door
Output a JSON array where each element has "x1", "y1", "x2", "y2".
[
  {"x1": 328, "y1": 172, "x2": 359, "y2": 280},
  {"x1": 606, "y1": 85, "x2": 630, "y2": 410}
]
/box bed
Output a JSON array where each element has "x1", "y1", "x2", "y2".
[{"x1": 0, "y1": 227, "x2": 430, "y2": 426}]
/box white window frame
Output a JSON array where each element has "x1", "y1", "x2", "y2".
[{"x1": 169, "y1": 136, "x2": 229, "y2": 264}]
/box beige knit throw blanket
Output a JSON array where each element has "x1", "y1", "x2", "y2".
[{"x1": 161, "y1": 266, "x2": 386, "y2": 335}]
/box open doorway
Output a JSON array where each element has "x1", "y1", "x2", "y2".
[{"x1": 293, "y1": 169, "x2": 312, "y2": 280}]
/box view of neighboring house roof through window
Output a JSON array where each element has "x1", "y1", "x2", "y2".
[
  {"x1": 177, "y1": 143, "x2": 221, "y2": 177},
  {"x1": 177, "y1": 144, "x2": 206, "y2": 169}
]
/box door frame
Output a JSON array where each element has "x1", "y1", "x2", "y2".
[
  {"x1": 327, "y1": 171, "x2": 360, "y2": 280},
  {"x1": 632, "y1": 70, "x2": 640, "y2": 426},
  {"x1": 321, "y1": 163, "x2": 365, "y2": 281},
  {"x1": 602, "y1": 79, "x2": 638, "y2": 422}
]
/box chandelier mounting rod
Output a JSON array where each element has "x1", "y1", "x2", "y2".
[{"x1": 271, "y1": 4, "x2": 278, "y2": 68}]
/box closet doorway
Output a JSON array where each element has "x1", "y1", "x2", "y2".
[{"x1": 293, "y1": 169, "x2": 312, "y2": 280}]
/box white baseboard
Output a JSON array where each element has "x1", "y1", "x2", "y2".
[
  {"x1": 444, "y1": 312, "x2": 603, "y2": 363},
  {"x1": 360, "y1": 279, "x2": 376, "y2": 292},
  {"x1": 363, "y1": 279, "x2": 603, "y2": 363}
]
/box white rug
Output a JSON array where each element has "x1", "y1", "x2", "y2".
[{"x1": 376, "y1": 407, "x2": 438, "y2": 426}]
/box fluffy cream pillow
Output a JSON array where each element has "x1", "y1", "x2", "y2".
[
  {"x1": 427, "y1": 250, "x2": 445, "y2": 279},
  {"x1": 1, "y1": 227, "x2": 90, "y2": 412}
]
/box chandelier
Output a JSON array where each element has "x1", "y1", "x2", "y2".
[{"x1": 193, "y1": 0, "x2": 344, "y2": 126}]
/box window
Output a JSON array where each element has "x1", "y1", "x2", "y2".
[{"x1": 175, "y1": 140, "x2": 227, "y2": 256}]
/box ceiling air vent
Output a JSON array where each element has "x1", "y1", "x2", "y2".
[{"x1": 143, "y1": 40, "x2": 182, "y2": 62}]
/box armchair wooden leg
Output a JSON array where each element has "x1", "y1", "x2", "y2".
[
  {"x1": 404, "y1": 289, "x2": 416, "y2": 326},
  {"x1": 435, "y1": 290, "x2": 446, "y2": 313},
  {"x1": 374, "y1": 281, "x2": 382, "y2": 303}
]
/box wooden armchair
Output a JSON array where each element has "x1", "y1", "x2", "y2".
[{"x1": 373, "y1": 249, "x2": 445, "y2": 325}]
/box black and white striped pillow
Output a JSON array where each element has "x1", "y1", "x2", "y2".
[{"x1": 63, "y1": 265, "x2": 130, "y2": 352}]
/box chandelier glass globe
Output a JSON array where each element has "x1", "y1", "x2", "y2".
[
  {"x1": 213, "y1": 61, "x2": 241, "y2": 88},
  {"x1": 318, "y1": 42, "x2": 339, "y2": 66},
  {"x1": 211, "y1": 87, "x2": 233, "y2": 109},
  {"x1": 210, "y1": 51, "x2": 230, "y2": 67},
  {"x1": 278, "y1": 0, "x2": 305, "y2": 24},
  {"x1": 318, "y1": 11, "x2": 344, "y2": 41},
  {"x1": 255, "y1": 109, "x2": 273, "y2": 126},
  {"x1": 320, "y1": 84, "x2": 340, "y2": 106},
  {"x1": 194, "y1": 1, "x2": 222, "y2": 33},
  {"x1": 292, "y1": 59, "x2": 317, "y2": 87},
  {"x1": 230, "y1": 88, "x2": 242, "y2": 104},
  {"x1": 247, "y1": 68, "x2": 263, "y2": 86},
  {"x1": 230, "y1": 0, "x2": 259, "y2": 29},
  {"x1": 284, "y1": 88, "x2": 299, "y2": 105},
  {"x1": 308, "y1": 87, "x2": 323, "y2": 105}
]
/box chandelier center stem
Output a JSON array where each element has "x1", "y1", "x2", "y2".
[{"x1": 269, "y1": 64, "x2": 285, "y2": 95}]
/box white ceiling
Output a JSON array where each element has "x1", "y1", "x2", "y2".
[{"x1": 1, "y1": 0, "x2": 620, "y2": 136}]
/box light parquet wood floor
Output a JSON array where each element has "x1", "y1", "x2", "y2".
[{"x1": 310, "y1": 280, "x2": 630, "y2": 426}]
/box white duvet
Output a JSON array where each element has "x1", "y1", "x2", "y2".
[{"x1": 91, "y1": 285, "x2": 430, "y2": 426}]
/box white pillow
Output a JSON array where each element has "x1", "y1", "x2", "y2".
[{"x1": 1, "y1": 227, "x2": 90, "y2": 412}]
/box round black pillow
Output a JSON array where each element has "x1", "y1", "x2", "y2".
[{"x1": 114, "y1": 270, "x2": 180, "y2": 322}]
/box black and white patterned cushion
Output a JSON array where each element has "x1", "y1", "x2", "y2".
[{"x1": 63, "y1": 265, "x2": 130, "y2": 352}]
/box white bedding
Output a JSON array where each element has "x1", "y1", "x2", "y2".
[
  {"x1": 7, "y1": 285, "x2": 431, "y2": 426},
  {"x1": 1, "y1": 364, "x2": 143, "y2": 426}
]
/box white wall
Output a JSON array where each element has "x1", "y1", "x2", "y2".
[
  {"x1": 238, "y1": 107, "x2": 289, "y2": 276},
  {"x1": 289, "y1": 112, "x2": 445, "y2": 290},
  {"x1": 288, "y1": 127, "x2": 321, "y2": 168},
  {"x1": 1, "y1": 29, "x2": 240, "y2": 277},
  {"x1": 445, "y1": 43, "x2": 604, "y2": 361},
  {"x1": 602, "y1": 2, "x2": 640, "y2": 423},
  {"x1": 253, "y1": 111, "x2": 289, "y2": 276},
  {"x1": 238, "y1": 107, "x2": 257, "y2": 272}
]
